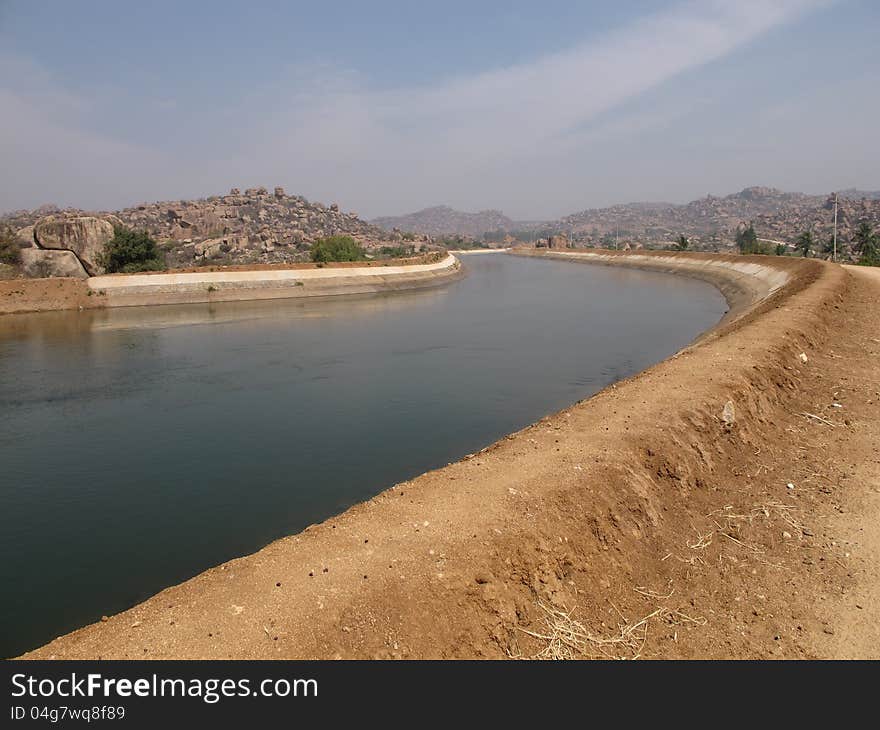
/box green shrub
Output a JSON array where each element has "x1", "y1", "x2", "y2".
[
  {"x1": 99, "y1": 225, "x2": 165, "y2": 273},
  {"x1": 310, "y1": 235, "x2": 365, "y2": 263},
  {"x1": 379, "y1": 245, "x2": 414, "y2": 258},
  {"x1": 671, "y1": 235, "x2": 689, "y2": 251},
  {"x1": 0, "y1": 227, "x2": 22, "y2": 266}
]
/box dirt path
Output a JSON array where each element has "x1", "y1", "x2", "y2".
[
  {"x1": 20, "y1": 256, "x2": 880, "y2": 660},
  {"x1": 810, "y1": 265, "x2": 880, "y2": 659}
]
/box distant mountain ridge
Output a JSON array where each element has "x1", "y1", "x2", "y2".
[
  {"x1": 561, "y1": 186, "x2": 880, "y2": 248},
  {"x1": 374, "y1": 186, "x2": 880, "y2": 249},
  {"x1": 7, "y1": 185, "x2": 878, "y2": 259},
  {"x1": 372, "y1": 206, "x2": 539, "y2": 237}
]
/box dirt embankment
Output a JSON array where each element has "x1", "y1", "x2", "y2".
[
  {"x1": 22, "y1": 251, "x2": 879, "y2": 660},
  {"x1": 0, "y1": 277, "x2": 101, "y2": 315}
]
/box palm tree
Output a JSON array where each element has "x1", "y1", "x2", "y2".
[
  {"x1": 672, "y1": 235, "x2": 689, "y2": 251},
  {"x1": 854, "y1": 222, "x2": 878, "y2": 265},
  {"x1": 853, "y1": 222, "x2": 877, "y2": 255},
  {"x1": 796, "y1": 230, "x2": 813, "y2": 258}
]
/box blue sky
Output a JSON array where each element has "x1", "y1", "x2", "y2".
[{"x1": 1, "y1": 0, "x2": 877, "y2": 218}]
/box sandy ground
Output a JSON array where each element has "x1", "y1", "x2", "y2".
[
  {"x1": 0, "y1": 277, "x2": 100, "y2": 315},
  {"x1": 19, "y1": 254, "x2": 880, "y2": 660},
  {"x1": 810, "y1": 265, "x2": 880, "y2": 659}
]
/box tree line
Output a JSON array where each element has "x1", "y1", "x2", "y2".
[{"x1": 734, "y1": 221, "x2": 878, "y2": 265}]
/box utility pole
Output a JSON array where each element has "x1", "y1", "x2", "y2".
[{"x1": 832, "y1": 192, "x2": 839, "y2": 263}]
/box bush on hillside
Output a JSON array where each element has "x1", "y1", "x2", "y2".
[
  {"x1": 0, "y1": 227, "x2": 22, "y2": 266},
  {"x1": 310, "y1": 235, "x2": 365, "y2": 263},
  {"x1": 99, "y1": 226, "x2": 165, "y2": 273}
]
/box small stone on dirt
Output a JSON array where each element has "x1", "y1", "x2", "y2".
[{"x1": 722, "y1": 400, "x2": 735, "y2": 426}]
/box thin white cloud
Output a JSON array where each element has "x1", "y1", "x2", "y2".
[{"x1": 0, "y1": 0, "x2": 836, "y2": 216}]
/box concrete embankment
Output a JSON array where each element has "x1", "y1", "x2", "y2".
[
  {"x1": 0, "y1": 255, "x2": 462, "y2": 315},
  {"x1": 87, "y1": 254, "x2": 461, "y2": 308},
  {"x1": 26, "y1": 250, "x2": 875, "y2": 660},
  {"x1": 512, "y1": 248, "x2": 790, "y2": 327}
]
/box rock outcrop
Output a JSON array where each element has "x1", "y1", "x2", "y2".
[
  {"x1": 20, "y1": 248, "x2": 88, "y2": 278},
  {"x1": 561, "y1": 187, "x2": 880, "y2": 254},
  {"x1": 0, "y1": 188, "x2": 426, "y2": 272},
  {"x1": 16, "y1": 226, "x2": 35, "y2": 248},
  {"x1": 33, "y1": 216, "x2": 114, "y2": 275}
]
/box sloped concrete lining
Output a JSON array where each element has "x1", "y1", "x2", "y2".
[
  {"x1": 510, "y1": 249, "x2": 791, "y2": 326},
  {"x1": 86, "y1": 254, "x2": 462, "y2": 307}
]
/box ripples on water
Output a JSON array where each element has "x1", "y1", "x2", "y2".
[{"x1": 0, "y1": 254, "x2": 726, "y2": 656}]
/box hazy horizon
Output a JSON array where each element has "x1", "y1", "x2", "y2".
[{"x1": 2, "y1": 0, "x2": 878, "y2": 219}]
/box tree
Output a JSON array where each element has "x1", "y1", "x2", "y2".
[
  {"x1": 0, "y1": 226, "x2": 21, "y2": 266},
  {"x1": 310, "y1": 235, "x2": 366, "y2": 263},
  {"x1": 821, "y1": 234, "x2": 837, "y2": 257},
  {"x1": 853, "y1": 222, "x2": 879, "y2": 266},
  {"x1": 795, "y1": 230, "x2": 813, "y2": 258},
  {"x1": 736, "y1": 223, "x2": 759, "y2": 254},
  {"x1": 99, "y1": 226, "x2": 164, "y2": 273},
  {"x1": 672, "y1": 235, "x2": 689, "y2": 251},
  {"x1": 775, "y1": 243, "x2": 787, "y2": 256}
]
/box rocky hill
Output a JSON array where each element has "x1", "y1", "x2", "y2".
[
  {"x1": 6, "y1": 185, "x2": 879, "y2": 276},
  {"x1": 3, "y1": 187, "x2": 404, "y2": 274},
  {"x1": 561, "y1": 187, "x2": 880, "y2": 254},
  {"x1": 371, "y1": 187, "x2": 880, "y2": 255},
  {"x1": 372, "y1": 206, "x2": 536, "y2": 237},
  {"x1": 839, "y1": 188, "x2": 880, "y2": 201}
]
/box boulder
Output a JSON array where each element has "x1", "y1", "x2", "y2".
[
  {"x1": 194, "y1": 238, "x2": 225, "y2": 258},
  {"x1": 20, "y1": 248, "x2": 88, "y2": 278},
  {"x1": 34, "y1": 216, "x2": 114, "y2": 275},
  {"x1": 274, "y1": 187, "x2": 286, "y2": 198},
  {"x1": 16, "y1": 225, "x2": 35, "y2": 248}
]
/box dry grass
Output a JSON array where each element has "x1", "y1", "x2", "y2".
[
  {"x1": 512, "y1": 601, "x2": 706, "y2": 660},
  {"x1": 513, "y1": 498, "x2": 812, "y2": 660}
]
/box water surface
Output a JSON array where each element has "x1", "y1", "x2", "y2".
[{"x1": 0, "y1": 254, "x2": 726, "y2": 656}]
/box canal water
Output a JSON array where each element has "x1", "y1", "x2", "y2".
[{"x1": 0, "y1": 254, "x2": 726, "y2": 655}]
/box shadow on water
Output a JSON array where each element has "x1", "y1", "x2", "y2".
[{"x1": 0, "y1": 255, "x2": 726, "y2": 656}]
